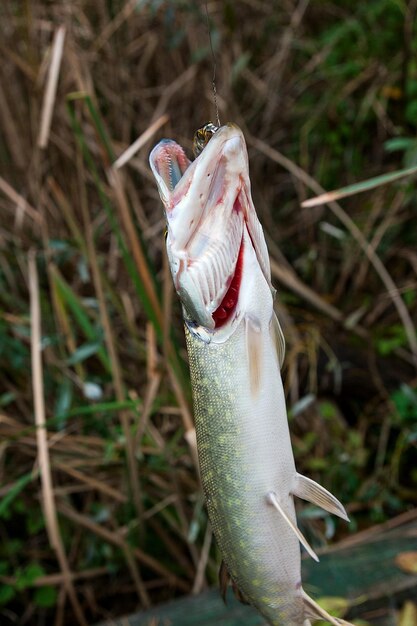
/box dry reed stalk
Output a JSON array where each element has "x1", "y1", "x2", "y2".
[
  {"x1": 108, "y1": 167, "x2": 163, "y2": 327},
  {"x1": 262, "y1": 0, "x2": 310, "y2": 130},
  {"x1": 353, "y1": 191, "x2": 405, "y2": 291},
  {"x1": 114, "y1": 114, "x2": 169, "y2": 170},
  {"x1": 301, "y1": 167, "x2": 417, "y2": 208},
  {"x1": 0, "y1": 78, "x2": 25, "y2": 169},
  {"x1": 38, "y1": 26, "x2": 66, "y2": 149},
  {"x1": 147, "y1": 517, "x2": 195, "y2": 576},
  {"x1": 48, "y1": 263, "x2": 87, "y2": 383},
  {"x1": 56, "y1": 502, "x2": 189, "y2": 591},
  {"x1": 318, "y1": 507, "x2": 417, "y2": 555},
  {"x1": 1, "y1": 567, "x2": 110, "y2": 588},
  {"x1": 192, "y1": 523, "x2": 212, "y2": 594},
  {"x1": 142, "y1": 494, "x2": 178, "y2": 520},
  {"x1": 76, "y1": 153, "x2": 150, "y2": 606},
  {"x1": 55, "y1": 463, "x2": 128, "y2": 503},
  {"x1": 0, "y1": 176, "x2": 42, "y2": 225},
  {"x1": 47, "y1": 178, "x2": 87, "y2": 252},
  {"x1": 134, "y1": 324, "x2": 162, "y2": 450},
  {"x1": 0, "y1": 42, "x2": 38, "y2": 80},
  {"x1": 248, "y1": 132, "x2": 417, "y2": 367},
  {"x1": 108, "y1": 166, "x2": 197, "y2": 466},
  {"x1": 167, "y1": 362, "x2": 198, "y2": 464},
  {"x1": 151, "y1": 65, "x2": 197, "y2": 124},
  {"x1": 270, "y1": 258, "x2": 343, "y2": 324},
  {"x1": 162, "y1": 241, "x2": 174, "y2": 364},
  {"x1": 92, "y1": 0, "x2": 139, "y2": 53},
  {"x1": 28, "y1": 250, "x2": 88, "y2": 626}
]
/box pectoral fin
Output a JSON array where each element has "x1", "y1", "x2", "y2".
[
  {"x1": 266, "y1": 491, "x2": 319, "y2": 562},
  {"x1": 292, "y1": 473, "x2": 349, "y2": 522},
  {"x1": 302, "y1": 590, "x2": 354, "y2": 626}
]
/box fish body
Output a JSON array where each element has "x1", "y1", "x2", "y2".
[
  {"x1": 185, "y1": 271, "x2": 303, "y2": 625},
  {"x1": 150, "y1": 124, "x2": 351, "y2": 626}
]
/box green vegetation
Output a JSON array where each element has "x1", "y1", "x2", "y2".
[{"x1": 0, "y1": 0, "x2": 416, "y2": 623}]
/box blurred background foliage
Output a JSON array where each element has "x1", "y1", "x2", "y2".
[{"x1": 0, "y1": 0, "x2": 416, "y2": 624}]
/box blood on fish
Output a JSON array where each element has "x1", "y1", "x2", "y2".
[
  {"x1": 212, "y1": 238, "x2": 244, "y2": 328},
  {"x1": 233, "y1": 195, "x2": 242, "y2": 213},
  {"x1": 216, "y1": 307, "x2": 227, "y2": 319}
]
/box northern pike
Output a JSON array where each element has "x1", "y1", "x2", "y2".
[{"x1": 150, "y1": 123, "x2": 352, "y2": 626}]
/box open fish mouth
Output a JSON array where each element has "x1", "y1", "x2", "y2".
[
  {"x1": 149, "y1": 139, "x2": 191, "y2": 202},
  {"x1": 149, "y1": 124, "x2": 272, "y2": 333}
]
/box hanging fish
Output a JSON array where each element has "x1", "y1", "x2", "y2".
[{"x1": 149, "y1": 122, "x2": 352, "y2": 626}]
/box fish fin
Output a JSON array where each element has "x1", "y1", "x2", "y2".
[
  {"x1": 270, "y1": 312, "x2": 285, "y2": 368},
  {"x1": 292, "y1": 473, "x2": 350, "y2": 522},
  {"x1": 232, "y1": 580, "x2": 250, "y2": 605},
  {"x1": 218, "y1": 559, "x2": 249, "y2": 605},
  {"x1": 219, "y1": 560, "x2": 229, "y2": 604},
  {"x1": 266, "y1": 491, "x2": 319, "y2": 562},
  {"x1": 246, "y1": 316, "x2": 262, "y2": 396},
  {"x1": 242, "y1": 188, "x2": 273, "y2": 288},
  {"x1": 302, "y1": 590, "x2": 354, "y2": 625}
]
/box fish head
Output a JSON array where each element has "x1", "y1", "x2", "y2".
[{"x1": 149, "y1": 123, "x2": 272, "y2": 340}]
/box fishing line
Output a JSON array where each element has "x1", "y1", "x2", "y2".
[{"x1": 204, "y1": 1, "x2": 221, "y2": 127}]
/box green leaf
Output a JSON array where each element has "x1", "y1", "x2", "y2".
[
  {"x1": 0, "y1": 584, "x2": 15, "y2": 605},
  {"x1": 0, "y1": 472, "x2": 36, "y2": 519},
  {"x1": 303, "y1": 163, "x2": 417, "y2": 207},
  {"x1": 319, "y1": 400, "x2": 337, "y2": 419},
  {"x1": 54, "y1": 378, "x2": 73, "y2": 425},
  {"x1": 26, "y1": 507, "x2": 45, "y2": 535},
  {"x1": 406, "y1": 100, "x2": 417, "y2": 127},
  {"x1": 52, "y1": 271, "x2": 111, "y2": 372},
  {"x1": 54, "y1": 398, "x2": 140, "y2": 423},
  {"x1": 3, "y1": 539, "x2": 23, "y2": 556},
  {"x1": 231, "y1": 52, "x2": 251, "y2": 83},
  {"x1": 0, "y1": 391, "x2": 16, "y2": 406},
  {"x1": 384, "y1": 137, "x2": 417, "y2": 152},
  {"x1": 66, "y1": 341, "x2": 102, "y2": 365},
  {"x1": 15, "y1": 563, "x2": 45, "y2": 591},
  {"x1": 65, "y1": 95, "x2": 189, "y2": 394},
  {"x1": 34, "y1": 586, "x2": 58, "y2": 608}
]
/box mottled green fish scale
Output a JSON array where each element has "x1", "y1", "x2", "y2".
[{"x1": 185, "y1": 321, "x2": 305, "y2": 626}]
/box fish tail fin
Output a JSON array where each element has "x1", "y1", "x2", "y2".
[{"x1": 302, "y1": 590, "x2": 354, "y2": 626}]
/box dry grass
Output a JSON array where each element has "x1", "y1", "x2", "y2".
[{"x1": 0, "y1": 1, "x2": 416, "y2": 624}]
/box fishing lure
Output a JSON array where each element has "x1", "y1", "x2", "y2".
[{"x1": 150, "y1": 122, "x2": 352, "y2": 626}]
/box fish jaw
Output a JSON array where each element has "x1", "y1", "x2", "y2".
[{"x1": 149, "y1": 124, "x2": 272, "y2": 336}]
